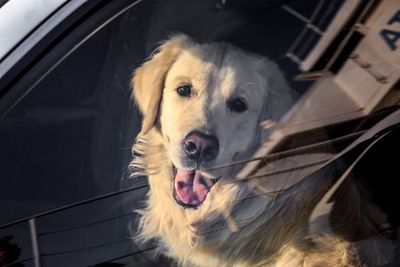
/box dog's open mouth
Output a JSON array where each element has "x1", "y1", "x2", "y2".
[{"x1": 172, "y1": 167, "x2": 219, "y2": 208}]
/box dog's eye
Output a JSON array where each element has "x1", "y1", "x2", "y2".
[
  {"x1": 228, "y1": 97, "x2": 248, "y2": 113},
  {"x1": 176, "y1": 85, "x2": 192, "y2": 97}
]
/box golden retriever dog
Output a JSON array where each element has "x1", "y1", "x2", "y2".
[{"x1": 130, "y1": 34, "x2": 392, "y2": 266}]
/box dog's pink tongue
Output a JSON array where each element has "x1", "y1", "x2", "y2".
[{"x1": 174, "y1": 169, "x2": 210, "y2": 206}]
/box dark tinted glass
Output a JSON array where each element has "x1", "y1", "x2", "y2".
[{"x1": 0, "y1": 0, "x2": 336, "y2": 266}]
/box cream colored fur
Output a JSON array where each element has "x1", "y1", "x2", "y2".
[{"x1": 130, "y1": 34, "x2": 391, "y2": 267}]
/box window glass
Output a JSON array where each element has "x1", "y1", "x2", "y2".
[
  {"x1": 3, "y1": 1, "x2": 396, "y2": 267},
  {"x1": 0, "y1": 1, "x2": 153, "y2": 266},
  {"x1": 0, "y1": 1, "x2": 312, "y2": 265}
]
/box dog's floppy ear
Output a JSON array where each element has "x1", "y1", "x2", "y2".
[{"x1": 132, "y1": 34, "x2": 192, "y2": 135}]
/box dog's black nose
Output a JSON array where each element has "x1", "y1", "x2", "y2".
[{"x1": 184, "y1": 131, "x2": 219, "y2": 162}]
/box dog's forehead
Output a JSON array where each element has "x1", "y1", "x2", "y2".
[
  {"x1": 210, "y1": 66, "x2": 237, "y2": 100},
  {"x1": 168, "y1": 46, "x2": 261, "y2": 100},
  {"x1": 198, "y1": 45, "x2": 264, "y2": 101},
  {"x1": 167, "y1": 50, "x2": 214, "y2": 87}
]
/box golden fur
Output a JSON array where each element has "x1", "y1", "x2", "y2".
[{"x1": 130, "y1": 34, "x2": 392, "y2": 266}]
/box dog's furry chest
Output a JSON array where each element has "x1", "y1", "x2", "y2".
[
  {"x1": 139, "y1": 168, "x2": 333, "y2": 266},
  {"x1": 137, "y1": 158, "x2": 390, "y2": 267}
]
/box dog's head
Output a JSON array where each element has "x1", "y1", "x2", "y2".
[{"x1": 133, "y1": 34, "x2": 292, "y2": 209}]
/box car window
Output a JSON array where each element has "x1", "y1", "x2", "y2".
[
  {"x1": 0, "y1": 1, "x2": 156, "y2": 266},
  {"x1": 1, "y1": 1, "x2": 398, "y2": 267}
]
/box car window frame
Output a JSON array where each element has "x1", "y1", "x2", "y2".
[{"x1": 0, "y1": 0, "x2": 143, "y2": 117}]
